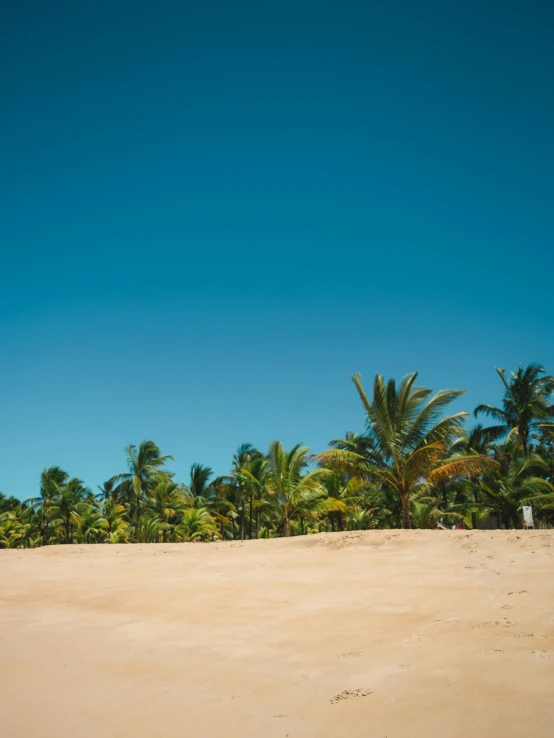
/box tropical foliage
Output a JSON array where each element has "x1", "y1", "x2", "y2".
[{"x1": 2, "y1": 363, "x2": 554, "y2": 547}]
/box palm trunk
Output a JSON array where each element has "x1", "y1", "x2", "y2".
[
  {"x1": 520, "y1": 423, "x2": 528, "y2": 456},
  {"x1": 135, "y1": 494, "x2": 141, "y2": 542},
  {"x1": 248, "y1": 493, "x2": 253, "y2": 539},
  {"x1": 240, "y1": 500, "x2": 245, "y2": 541},
  {"x1": 283, "y1": 514, "x2": 290, "y2": 537},
  {"x1": 401, "y1": 496, "x2": 411, "y2": 529}
]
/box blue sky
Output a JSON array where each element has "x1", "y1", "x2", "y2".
[{"x1": 2, "y1": 1, "x2": 553, "y2": 499}]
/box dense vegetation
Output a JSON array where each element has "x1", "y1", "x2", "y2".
[{"x1": 2, "y1": 364, "x2": 554, "y2": 547}]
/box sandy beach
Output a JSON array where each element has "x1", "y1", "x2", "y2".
[{"x1": 1, "y1": 530, "x2": 553, "y2": 737}]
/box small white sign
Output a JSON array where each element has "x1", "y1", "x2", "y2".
[{"x1": 522, "y1": 506, "x2": 534, "y2": 529}]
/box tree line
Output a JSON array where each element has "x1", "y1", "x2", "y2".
[{"x1": 1, "y1": 363, "x2": 554, "y2": 548}]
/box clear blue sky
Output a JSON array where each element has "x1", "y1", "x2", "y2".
[{"x1": 2, "y1": 1, "x2": 553, "y2": 499}]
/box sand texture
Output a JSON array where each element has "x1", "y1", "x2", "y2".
[{"x1": 1, "y1": 530, "x2": 553, "y2": 737}]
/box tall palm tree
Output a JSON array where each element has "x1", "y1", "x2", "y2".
[
  {"x1": 475, "y1": 364, "x2": 554, "y2": 454},
  {"x1": 207, "y1": 476, "x2": 238, "y2": 540},
  {"x1": 265, "y1": 441, "x2": 331, "y2": 536},
  {"x1": 47, "y1": 477, "x2": 91, "y2": 544},
  {"x1": 216, "y1": 444, "x2": 264, "y2": 540},
  {"x1": 232, "y1": 444, "x2": 264, "y2": 540},
  {"x1": 242, "y1": 455, "x2": 268, "y2": 539},
  {"x1": 25, "y1": 467, "x2": 69, "y2": 545},
  {"x1": 114, "y1": 440, "x2": 174, "y2": 537},
  {"x1": 318, "y1": 372, "x2": 494, "y2": 529},
  {"x1": 184, "y1": 464, "x2": 214, "y2": 507}
]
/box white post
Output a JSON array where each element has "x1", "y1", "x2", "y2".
[{"x1": 522, "y1": 506, "x2": 534, "y2": 529}]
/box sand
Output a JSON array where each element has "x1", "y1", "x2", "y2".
[{"x1": 1, "y1": 530, "x2": 553, "y2": 738}]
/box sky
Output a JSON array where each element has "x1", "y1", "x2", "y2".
[{"x1": 2, "y1": 0, "x2": 554, "y2": 499}]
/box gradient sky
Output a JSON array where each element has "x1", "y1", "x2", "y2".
[{"x1": 2, "y1": 1, "x2": 554, "y2": 499}]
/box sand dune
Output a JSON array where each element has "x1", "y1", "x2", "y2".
[{"x1": 1, "y1": 530, "x2": 553, "y2": 737}]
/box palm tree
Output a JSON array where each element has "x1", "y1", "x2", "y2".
[
  {"x1": 409, "y1": 495, "x2": 451, "y2": 529},
  {"x1": 114, "y1": 441, "x2": 174, "y2": 537},
  {"x1": 450, "y1": 423, "x2": 505, "y2": 456},
  {"x1": 475, "y1": 364, "x2": 554, "y2": 454},
  {"x1": 101, "y1": 499, "x2": 130, "y2": 543},
  {"x1": 135, "y1": 515, "x2": 163, "y2": 543},
  {"x1": 145, "y1": 481, "x2": 188, "y2": 542},
  {"x1": 288, "y1": 484, "x2": 345, "y2": 535},
  {"x1": 97, "y1": 476, "x2": 123, "y2": 504},
  {"x1": 27, "y1": 467, "x2": 69, "y2": 545},
  {"x1": 0, "y1": 491, "x2": 21, "y2": 513},
  {"x1": 347, "y1": 507, "x2": 374, "y2": 530},
  {"x1": 176, "y1": 508, "x2": 219, "y2": 542},
  {"x1": 47, "y1": 477, "x2": 91, "y2": 544},
  {"x1": 184, "y1": 464, "x2": 214, "y2": 507},
  {"x1": 207, "y1": 476, "x2": 238, "y2": 540},
  {"x1": 323, "y1": 473, "x2": 378, "y2": 532},
  {"x1": 232, "y1": 444, "x2": 264, "y2": 540},
  {"x1": 265, "y1": 441, "x2": 331, "y2": 536},
  {"x1": 0, "y1": 510, "x2": 29, "y2": 548},
  {"x1": 469, "y1": 451, "x2": 554, "y2": 528},
  {"x1": 243, "y1": 455, "x2": 268, "y2": 539},
  {"x1": 216, "y1": 444, "x2": 264, "y2": 540},
  {"x1": 318, "y1": 372, "x2": 494, "y2": 529},
  {"x1": 79, "y1": 504, "x2": 108, "y2": 543}
]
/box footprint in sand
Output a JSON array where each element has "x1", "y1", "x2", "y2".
[
  {"x1": 405, "y1": 635, "x2": 421, "y2": 643},
  {"x1": 484, "y1": 649, "x2": 504, "y2": 657},
  {"x1": 508, "y1": 589, "x2": 529, "y2": 596},
  {"x1": 294, "y1": 674, "x2": 310, "y2": 683},
  {"x1": 434, "y1": 617, "x2": 459, "y2": 626},
  {"x1": 330, "y1": 689, "x2": 372, "y2": 704},
  {"x1": 512, "y1": 633, "x2": 548, "y2": 640},
  {"x1": 338, "y1": 651, "x2": 362, "y2": 658},
  {"x1": 500, "y1": 604, "x2": 514, "y2": 609},
  {"x1": 473, "y1": 618, "x2": 515, "y2": 629},
  {"x1": 399, "y1": 662, "x2": 414, "y2": 670},
  {"x1": 499, "y1": 618, "x2": 516, "y2": 628},
  {"x1": 532, "y1": 651, "x2": 552, "y2": 660},
  {"x1": 473, "y1": 621, "x2": 498, "y2": 629}
]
